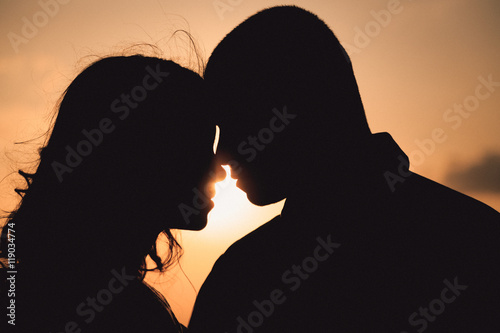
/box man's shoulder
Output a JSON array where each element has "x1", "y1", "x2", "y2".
[
  {"x1": 398, "y1": 172, "x2": 499, "y2": 220},
  {"x1": 392, "y1": 172, "x2": 500, "y2": 252},
  {"x1": 189, "y1": 215, "x2": 289, "y2": 331}
]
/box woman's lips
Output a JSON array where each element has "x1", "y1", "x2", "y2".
[{"x1": 205, "y1": 183, "x2": 216, "y2": 199}]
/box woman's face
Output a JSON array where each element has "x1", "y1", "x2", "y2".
[
  {"x1": 166, "y1": 123, "x2": 226, "y2": 231},
  {"x1": 136, "y1": 62, "x2": 226, "y2": 231}
]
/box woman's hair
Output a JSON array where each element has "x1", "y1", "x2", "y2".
[{"x1": 0, "y1": 54, "x2": 209, "y2": 330}]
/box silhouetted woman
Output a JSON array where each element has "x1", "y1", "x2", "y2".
[{"x1": 1, "y1": 55, "x2": 220, "y2": 332}]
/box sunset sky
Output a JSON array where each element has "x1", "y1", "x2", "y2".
[{"x1": 1, "y1": 0, "x2": 499, "y2": 325}]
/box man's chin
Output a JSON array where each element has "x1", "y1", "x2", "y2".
[
  {"x1": 246, "y1": 190, "x2": 285, "y2": 207},
  {"x1": 236, "y1": 178, "x2": 286, "y2": 206}
]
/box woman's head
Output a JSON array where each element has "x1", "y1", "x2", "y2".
[
  {"x1": 44, "y1": 55, "x2": 216, "y2": 230},
  {"x1": 6, "y1": 55, "x2": 219, "y2": 281},
  {"x1": 0, "y1": 54, "x2": 222, "y2": 332}
]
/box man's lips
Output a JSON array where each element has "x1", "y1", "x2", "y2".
[{"x1": 206, "y1": 199, "x2": 215, "y2": 210}]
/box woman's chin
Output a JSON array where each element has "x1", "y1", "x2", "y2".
[
  {"x1": 170, "y1": 214, "x2": 209, "y2": 231},
  {"x1": 186, "y1": 217, "x2": 208, "y2": 231}
]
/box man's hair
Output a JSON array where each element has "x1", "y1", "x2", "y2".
[{"x1": 204, "y1": 5, "x2": 371, "y2": 141}]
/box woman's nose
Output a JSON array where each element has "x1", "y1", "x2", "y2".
[{"x1": 212, "y1": 162, "x2": 227, "y2": 182}]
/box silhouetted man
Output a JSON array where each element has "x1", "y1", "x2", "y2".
[{"x1": 189, "y1": 6, "x2": 500, "y2": 332}]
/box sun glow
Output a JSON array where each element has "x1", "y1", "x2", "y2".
[
  {"x1": 142, "y1": 164, "x2": 287, "y2": 326},
  {"x1": 206, "y1": 165, "x2": 251, "y2": 231},
  {"x1": 151, "y1": 130, "x2": 285, "y2": 326}
]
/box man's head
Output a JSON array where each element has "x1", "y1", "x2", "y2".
[{"x1": 205, "y1": 6, "x2": 371, "y2": 205}]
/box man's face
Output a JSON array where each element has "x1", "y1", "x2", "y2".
[{"x1": 215, "y1": 106, "x2": 295, "y2": 206}]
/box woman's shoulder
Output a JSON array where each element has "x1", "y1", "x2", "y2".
[{"x1": 88, "y1": 280, "x2": 184, "y2": 333}]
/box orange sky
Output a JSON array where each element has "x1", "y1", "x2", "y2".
[{"x1": 1, "y1": 0, "x2": 499, "y2": 325}]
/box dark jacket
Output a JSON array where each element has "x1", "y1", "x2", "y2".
[{"x1": 189, "y1": 133, "x2": 500, "y2": 332}]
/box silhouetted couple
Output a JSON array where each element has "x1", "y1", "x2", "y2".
[{"x1": 2, "y1": 5, "x2": 499, "y2": 333}]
